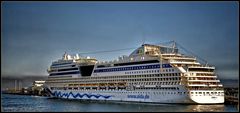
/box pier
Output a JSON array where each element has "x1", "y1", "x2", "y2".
[
  {"x1": 2, "y1": 80, "x2": 49, "y2": 96},
  {"x1": 224, "y1": 87, "x2": 239, "y2": 104}
]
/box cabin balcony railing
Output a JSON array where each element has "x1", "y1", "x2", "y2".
[
  {"x1": 187, "y1": 84, "x2": 208, "y2": 86},
  {"x1": 187, "y1": 80, "x2": 220, "y2": 82}
]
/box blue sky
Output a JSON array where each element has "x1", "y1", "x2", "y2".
[{"x1": 2, "y1": 1, "x2": 239, "y2": 79}]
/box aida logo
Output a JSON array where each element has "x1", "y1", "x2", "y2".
[{"x1": 127, "y1": 94, "x2": 149, "y2": 99}]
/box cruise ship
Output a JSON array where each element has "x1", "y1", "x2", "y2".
[{"x1": 44, "y1": 41, "x2": 224, "y2": 104}]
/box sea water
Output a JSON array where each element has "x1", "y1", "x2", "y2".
[{"x1": 1, "y1": 94, "x2": 238, "y2": 112}]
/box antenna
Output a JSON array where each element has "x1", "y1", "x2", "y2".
[
  {"x1": 142, "y1": 38, "x2": 145, "y2": 45},
  {"x1": 63, "y1": 52, "x2": 67, "y2": 60},
  {"x1": 172, "y1": 41, "x2": 176, "y2": 53},
  {"x1": 142, "y1": 32, "x2": 146, "y2": 45}
]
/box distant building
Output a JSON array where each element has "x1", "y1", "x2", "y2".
[
  {"x1": 21, "y1": 87, "x2": 29, "y2": 94},
  {"x1": 33, "y1": 81, "x2": 45, "y2": 87},
  {"x1": 31, "y1": 81, "x2": 46, "y2": 95}
]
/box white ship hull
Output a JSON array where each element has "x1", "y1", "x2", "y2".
[
  {"x1": 49, "y1": 89, "x2": 191, "y2": 103},
  {"x1": 48, "y1": 89, "x2": 224, "y2": 104},
  {"x1": 190, "y1": 94, "x2": 224, "y2": 104}
]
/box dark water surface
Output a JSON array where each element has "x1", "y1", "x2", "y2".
[{"x1": 1, "y1": 94, "x2": 238, "y2": 112}]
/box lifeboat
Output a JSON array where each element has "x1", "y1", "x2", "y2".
[
  {"x1": 108, "y1": 83, "x2": 116, "y2": 88},
  {"x1": 118, "y1": 82, "x2": 127, "y2": 88},
  {"x1": 79, "y1": 84, "x2": 84, "y2": 86},
  {"x1": 91, "y1": 83, "x2": 98, "y2": 87},
  {"x1": 99, "y1": 83, "x2": 107, "y2": 89},
  {"x1": 68, "y1": 84, "x2": 74, "y2": 87}
]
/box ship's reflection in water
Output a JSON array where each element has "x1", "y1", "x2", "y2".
[
  {"x1": 185, "y1": 104, "x2": 225, "y2": 112},
  {"x1": 2, "y1": 94, "x2": 238, "y2": 112}
]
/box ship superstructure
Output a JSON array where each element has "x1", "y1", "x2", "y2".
[{"x1": 45, "y1": 41, "x2": 224, "y2": 104}]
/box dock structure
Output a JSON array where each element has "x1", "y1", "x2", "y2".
[
  {"x1": 2, "y1": 80, "x2": 48, "y2": 96},
  {"x1": 224, "y1": 87, "x2": 239, "y2": 104}
]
